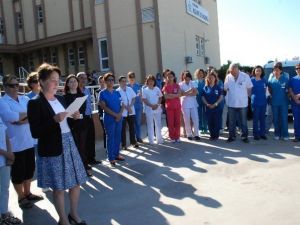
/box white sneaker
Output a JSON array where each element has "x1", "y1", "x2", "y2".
[
  {"x1": 274, "y1": 136, "x2": 280, "y2": 140},
  {"x1": 283, "y1": 137, "x2": 289, "y2": 141}
]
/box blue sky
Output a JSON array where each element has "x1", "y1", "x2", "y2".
[{"x1": 217, "y1": 0, "x2": 300, "y2": 66}]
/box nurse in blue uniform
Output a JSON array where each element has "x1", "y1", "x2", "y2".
[
  {"x1": 289, "y1": 63, "x2": 300, "y2": 142},
  {"x1": 202, "y1": 71, "x2": 223, "y2": 140},
  {"x1": 267, "y1": 62, "x2": 289, "y2": 140},
  {"x1": 251, "y1": 65, "x2": 267, "y2": 140},
  {"x1": 99, "y1": 73, "x2": 125, "y2": 166}
]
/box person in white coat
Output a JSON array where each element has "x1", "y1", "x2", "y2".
[
  {"x1": 142, "y1": 75, "x2": 163, "y2": 144},
  {"x1": 179, "y1": 71, "x2": 200, "y2": 141}
]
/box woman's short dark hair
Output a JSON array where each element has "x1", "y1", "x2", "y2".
[
  {"x1": 273, "y1": 62, "x2": 283, "y2": 71},
  {"x1": 167, "y1": 70, "x2": 177, "y2": 83},
  {"x1": 145, "y1": 74, "x2": 156, "y2": 86},
  {"x1": 64, "y1": 74, "x2": 82, "y2": 94},
  {"x1": 37, "y1": 63, "x2": 61, "y2": 84},
  {"x1": 182, "y1": 71, "x2": 192, "y2": 80},
  {"x1": 103, "y1": 73, "x2": 115, "y2": 81},
  {"x1": 252, "y1": 65, "x2": 265, "y2": 77},
  {"x1": 118, "y1": 75, "x2": 127, "y2": 82},
  {"x1": 26, "y1": 72, "x2": 38, "y2": 90},
  {"x1": 127, "y1": 71, "x2": 135, "y2": 79}
]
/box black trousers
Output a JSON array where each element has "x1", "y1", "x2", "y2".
[
  {"x1": 84, "y1": 116, "x2": 96, "y2": 163},
  {"x1": 99, "y1": 118, "x2": 107, "y2": 149},
  {"x1": 122, "y1": 115, "x2": 137, "y2": 147},
  {"x1": 72, "y1": 124, "x2": 89, "y2": 169}
]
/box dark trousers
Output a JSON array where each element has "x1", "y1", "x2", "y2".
[
  {"x1": 72, "y1": 126, "x2": 89, "y2": 169},
  {"x1": 206, "y1": 109, "x2": 221, "y2": 139},
  {"x1": 228, "y1": 107, "x2": 248, "y2": 138},
  {"x1": 122, "y1": 115, "x2": 137, "y2": 147},
  {"x1": 99, "y1": 118, "x2": 107, "y2": 149},
  {"x1": 84, "y1": 116, "x2": 96, "y2": 163}
]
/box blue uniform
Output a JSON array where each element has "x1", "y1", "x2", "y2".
[
  {"x1": 127, "y1": 83, "x2": 143, "y2": 140},
  {"x1": 195, "y1": 79, "x2": 208, "y2": 132},
  {"x1": 202, "y1": 85, "x2": 222, "y2": 139},
  {"x1": 268, "y1": 73, "x2": 289, "y2": 138},
  {"x1": 289, "y1": 75, "x2": 300, "y2": 139},
  {"x1": 251, "y1": 78, "x2": 267, "y2": 138},
  {"x1": 99, "y1": 89, "x2": 123, "y2": 161}
]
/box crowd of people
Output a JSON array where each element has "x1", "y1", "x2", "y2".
[{"x1": 0, "y1": 61, "x2": 299, "y2": 225}]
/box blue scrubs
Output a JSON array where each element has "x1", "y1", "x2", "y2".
[
  {"x1": 251, "y1": 78, "x2": 267, "y2": 138},
  {"x1": 289, "y1": 75, "x2": 300, "y2": 139},
  {"x1": 268, "y1": 73, "x2": 289, "y2": 138},
  {"x1": 195, "y1": 79, "x2": 208, "y2": 132},
  {"x1": 99, "y1": 89, "x2": 123, "y2": 161},
  {"x1": 202, "y1": 85, "x2": 222, "y2": 139},
  {"x1": 127, "y1": 83, "x2": 143, "y2": 140},
  {"x1": 217, "y1": 80, "x2": 225, "y2": 129}
]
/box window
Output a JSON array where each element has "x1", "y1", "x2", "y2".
[
  {"x1": 0, "y1": 18, "x2": 4, "y2": 34},
  {"x1": 195, "y1": 35, "x2": 205, "y2": 56},
  {"x1": 50, "y1": 48, "x2": 57, "y2": 65},
  {"x1": 68, "y1": 48, "x2": 75, "y2": 66},
  {"x1": 95, "y1": 0, "x2": 104, "y2": 4},
  {"x1": 78, "y1": 47, "x2": 85, "y2": 66},
  {"x1": 142, "y1": 7, "x2": 155, "y2": 23},
  {"x1": 98, "y1": 38, "x2": 109, "y2": 71},
  {"x1": 37, "y1": 5, "x2": 43, "y2": 23},
  {"x1": 42, "y1": 51, "x2": 49, "y2": 63},
  {"x1": 16, "y1": 12, "x2": 22, "y2": 29},
  {"x1": 28, "y1": 54, "x2": 35, "y2": 72}
]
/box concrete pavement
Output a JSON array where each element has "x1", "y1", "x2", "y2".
[{"x1": 8, "y1": 122, "x2": 300, "y2": 225}]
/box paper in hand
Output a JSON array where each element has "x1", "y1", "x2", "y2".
[{"x1": 65, "y1": 95, "x2": 88, "y2": 117}]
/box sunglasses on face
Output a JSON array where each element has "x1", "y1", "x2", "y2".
[
  {"x1": 296, "y1": 68, "x2": 300, "y2": 70},
  {"x1": 6, "y1": 83, "x2": 19, "y2": 88},
  {"x1": 31, "y1": 80, "x2": 38, "y2": 84}
]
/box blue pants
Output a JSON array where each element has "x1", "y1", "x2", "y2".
[
  {"x1": 104, "y1": 118, "x2": 122, "y2": 161},
  {"x1": 252, "y1": 105, "x2": 266, "y2": 138},
  {"x1": 198, "y1": 104, "x2": 208, "y2": 131},
  {"x1": 272, "y1": 105, "x2": 288, "y2": 138},
  {"x1": 0, "y1": 166, "x2": 10, "y2": 214},
  {"x1": 228, "y1": 107, "x2": 248, "y2": 138},
  {"x1": 134, "y1": 107, "x2": 142, "y2": 140},
  {"x1": 206, "y1": 108, "x2": 221, "y2": 138},
  {"x1": 292, "y1": 104, "x2": 300, "y2": 139},
  {"x1": 219, "y1": 100, "x2": 225, "y2": 129}
]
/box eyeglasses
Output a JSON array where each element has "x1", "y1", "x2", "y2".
[
  {"x1": 6, "y1": 83, "x2": 19, "y2": 88},
  {"x1": 296, "y1": 68, "x2": 300, "y2": 70},
  {"x1": 107, "y1": 79, "x2": 114, "y2": 82},
  {"x1": 31, "y1": 80, "x2": 38, "y2": 84}
]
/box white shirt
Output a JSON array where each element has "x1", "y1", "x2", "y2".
[
  {"x1": 0, "y1": 95, "x2": 34, "y2": 152},
  {"x1": 224, "y1": 71, "x2": 253, "y2": 108},
  {"x1": 142, "y1": 86, "x2": 162, "y2": 113},
  {"x1": 0, "y1": 117, "x2": 7, "y2": 167},
  {"x1": 48, "y1": 99, "x2": 71, "y2": 134},
  {"x1": 117, "y1": 86, "x2": 136, "y2": 117},
  {"x1": 179, "y1": 81, "x2": 198, "y2": 108}
]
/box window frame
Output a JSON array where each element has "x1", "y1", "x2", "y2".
[{"x1": 98, "y1": 38, "x2": 109, "y2": 72}]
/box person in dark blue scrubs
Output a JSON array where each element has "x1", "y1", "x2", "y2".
[
  {"x1": 99, "y1": 73, "x2": 125, "y2": 166},
  {"x1": 267, "y1": 62, "x2": 289, "y2": 141},
  {"x1": 251, "y1": 65, "x2": 267, "y2": 140},
  {"x1": 289, "y1": 63, "x2": 300, "y2": 142},
  {"x1": 202, "y1": 71, "x2": 223, "y2": 140}
]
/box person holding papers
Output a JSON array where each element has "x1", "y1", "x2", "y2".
[
  {"x1": 64, "y1": 74, "x2": 92, "y2": 177},
  {"x1": 28, "y1": 63, "x2": 88, "y2": 225}
]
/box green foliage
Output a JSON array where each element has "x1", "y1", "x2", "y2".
[{"x1": 217, "y1": 60, "x2": 253, "y2": 81}]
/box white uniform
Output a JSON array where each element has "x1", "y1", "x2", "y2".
[
  {"x1": 179, "y1": 81, "x2": 199, "y2": 137},
  {"x1": 142, "y1": 86, "x2": 163, "y2": 144}
]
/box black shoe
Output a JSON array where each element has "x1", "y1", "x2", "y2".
[
  {"x1": 254, "y1": 137, "x2": 260, "y2": 140},
  {"x1": 187, "y1": 136, "x2": 193, "y2": 140},
  {"x1": 194, "y1": 136, "x2": 201, "y2": 141},
  {"x1": 242, "y1": 137, "x2": 249, "y2": 143},
  {"x1": 260, "y1": 136, "x2": 267, "y2": 140},
  {"x1": 89, "y1": 159, "x2": 102, "y2": 165},
  {"x1": 137, "y1": 138, "x2": 143, "y2": 143},
  {"x1": 226, "y1": 137, "x2": 235, "y2": 143},
  {"x1": 293, "y1": 138, "x2": 300, "y2": 142},
  {"x1": 133, "y1": 143, "x2": 139, "y2": 148},
  {"x1": 68, "y1": 214, "x2": 87, "y2": 225}
]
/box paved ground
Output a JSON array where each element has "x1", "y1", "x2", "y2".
[{"x1": 8, "y1": 121, "x2": 300, "y2": 225}]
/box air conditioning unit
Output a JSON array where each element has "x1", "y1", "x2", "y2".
[
  {"x1": 185, "y1": 56, "x2": 193, "y2": 64},
  {"x1": 204, "y1": 56, "x2": 210, "y2": 64}
]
